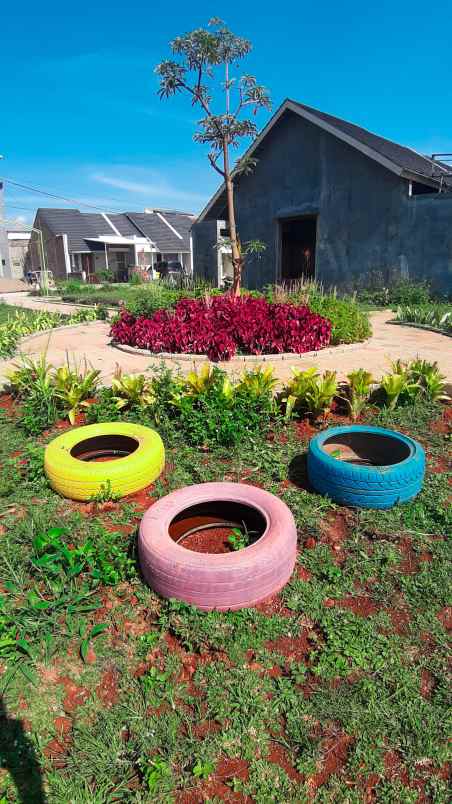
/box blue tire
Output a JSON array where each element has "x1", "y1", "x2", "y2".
[{"x1": 307, "y1": 425, "x2": 425, "y2": 509}]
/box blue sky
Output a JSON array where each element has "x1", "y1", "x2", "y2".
[{"x1": 2, "y1": 0, "x2": 452, "y2": 224}]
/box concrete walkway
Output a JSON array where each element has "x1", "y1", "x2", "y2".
[
  {"x1": 0, "y1": 291, "x2": 90, "y2": 316},
  {"x1": 0, "y1": 309, "x2": 450, "y2": 387},
  {"x1": 0, "y1": 279, "x2": 29, "y2": 293}
]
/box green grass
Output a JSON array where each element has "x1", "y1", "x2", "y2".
[
  {"x1": 0, "y1": 303, "x2": 36, "y2": 325},
  {"x1": 0, "y1": 397, "x2": 450, "y2": 802}
]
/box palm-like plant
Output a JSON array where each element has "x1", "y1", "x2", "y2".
[
  {"x1": 111, "y1": 368, "x2": 156, "y2": 410},
  {"x1": 53, "y1": 359, "x2": 100, "y2": 424},
  {"x1": 282, "y1": 368, "x2": 337, "y2": 420},
  {"x1": 407, "y1": 358, "x2": 449, "y2": 402},
  {"x1": 341, "y1": 369, "x2": 374, "y2": 421},
  {"x1": 236, "y1": 366, "x2": 278, "y2": 398},
  {"x1": 380, "y1": 371, "x2": 419, "y2": 410},
  {"x1": 7, "y1": 353, "x2": 54, "y2": 398}
]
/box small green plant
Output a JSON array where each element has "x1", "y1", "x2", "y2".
[
  {"x1": 53, "y1": 358, "x2": 100, "y2": 424},
  {"x1": 228, "y1": 526, "x2": 251, "y2": 551},
  {"x1": 7, "y1": 353, "x2": 54, "y2": 398},
  {"x1": 111, "y1": 368, "x2": 156, "y2": 410},
  {"x1": 143, "y1": 757, "x2": 173, "y2": 794},
  {"x1": 341, "y1": 369, "x2": 374, "y2": 421},
  {"x1": 9, "y1": 353, "x2": 59, "y2": 434},
  {"x1": 379, "y1": 358, "x2": 449, "y2": 409},
  {"x1": 79, "y1": 622, "x2": 108, "y2": 662},
  {"x1": 379, "y1": 370, "x2": 419, "y2": 410},
  {"x1": 90, "y1": 480, "x2": 120, "y2": 504},
  {"x1": 235, "y1": 365, "x2": 278, "y2": 400},
  {"x1": 192, "y1": 759, "x2": 215, "y2": 780},
  {"x1": 32, "y1": 527, "x2": 86, "y2": 578},
  {"x1": 407, "y1": 358, "x2": 449, "y2": 402},
  {"x1": 282, "y1": 367, "x2": 338, "y2": 420},
  {"x1": 67, "y1": 307, "x2": 98, "y2": 324}
]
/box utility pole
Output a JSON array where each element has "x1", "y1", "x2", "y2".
[{"x1": 0, "y1": 157, "x2": 12, "y2": 278}]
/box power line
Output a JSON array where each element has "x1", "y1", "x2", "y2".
[
  {"x1": 5, "y1": 204, "x2": 37, "y2": 212},
  {"x1": 0, "y1": 177, "x2": 136, "y2": 213}
]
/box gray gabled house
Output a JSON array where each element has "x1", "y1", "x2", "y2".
[
  {"x1": 29, "y1": 208, "x2": 194, "y2": 281},
  {"x1": 192, "y1": 99, "x2": 452, "y2": 294}
]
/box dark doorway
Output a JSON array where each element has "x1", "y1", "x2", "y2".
[{"x1": 280, "y1": 216, "x2": 317, "y2": 281}]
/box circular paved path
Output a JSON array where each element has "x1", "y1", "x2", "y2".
[{"x1": 1, "y1": 306, "x2": 450, "y2": 387}]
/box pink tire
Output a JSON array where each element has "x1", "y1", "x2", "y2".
[{"x1": 138, "y1": 482, "x2": 297, "y2": 611}]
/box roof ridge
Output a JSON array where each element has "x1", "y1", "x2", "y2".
[{"x1": 289, "y1": 100, "x2": 452, "y2": 177}]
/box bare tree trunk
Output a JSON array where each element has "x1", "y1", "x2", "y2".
[{"x1": 223, "y1": 139, "x2": 242, "y2": 296}]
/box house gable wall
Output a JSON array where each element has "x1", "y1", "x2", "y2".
[{"x1": 193, "y1": 110, "x2": 452, "y2": 293}]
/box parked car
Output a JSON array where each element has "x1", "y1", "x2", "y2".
[{"x1": 156, "y1": 260, "x2": 186, "y2": 286}]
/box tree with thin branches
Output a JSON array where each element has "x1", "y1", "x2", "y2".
[{"x1": 155, "y1": 18, "x2": 271, "y2": 295}]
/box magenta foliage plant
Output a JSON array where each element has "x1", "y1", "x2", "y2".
[{"x1": 110, "y1": 295, "x2": 331, "y2": 362}]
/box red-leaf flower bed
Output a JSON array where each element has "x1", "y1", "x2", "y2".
[{"x1": 110, "y1": 295, "x2": 332, "y2": 361}]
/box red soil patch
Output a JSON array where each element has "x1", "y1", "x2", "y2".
[
  {"x1": 437, "y1": 606, "x2": 452, "y2": 631},
  {"x1": 295, "y1": 419, "x2": 317, "y2": 441},
  {"x1": 103, "y1": 522, "x2": 134, "y2": 535},
  {"x1": 267, "y1": 743, "x2": 302, "y2": 782},
  {"x1": 176, "y1": 757, "x2": 252, "y2": 804},
  {"x1": 177, "y1": 787, "x2": 251, "y2": 804},
  {"x1": 297, "y1": 565, "x2": 312, "y2": 581},
  {"x1": 319, "y1": 510, "x2": 351, "y2": 561},
  {"x1": 124, "y1": 485, "x2": 155, "y2": 513},
  {"x1": 306, "y1": 733, "x2": 353, "y2": 794},
  {"x1": 397, "y1": 537, "x2": 421, "y2": 574},
  {"x1": 43, "y1": 738, "x2": 67, "y2": 766},
  {"x1": 388, "y1": 607, "x2": 411, "y2": 635},
  {"x1": 384, "y1": 749, "x2": 410, "y2": 785},
  {"x1": 215, "y1": 757, "x2": 249, "y2": 782},
  {"x1": 95, "y1": 668, "x2": 119, "y2": 708},
  {"x1": 420, "y1": 669, "x2": 434, "y2": 699},
  {"x1": 265, "y1": 629, "x2": 311, "y2": 662},
  {"x1": 428, "y1": 454, "x2": 449, "y2": 473},
  {"x1": 0, "y1": 394, "x2": 16, "y2": 413},
  {"x1": 330, "y1": 595, "x2": 379, "y2": 617},
  {"x1": 253, "y1": 593, "x2": 295, "y2": 618},
  {"x1": 57, "y1": 675, "x2": 90, "y2": 713},
  {"x1": 177, "y1": 525, "x2": 236, "y2": 554},
  {"x1": 191, "y1": 719, "x2": 221, "y2": 739},
  {"x1": 54, "y1": 716, "x2": 72, "y2": 737},
  {"x1": 430, "y1": 408, "x2": 452, "y2": 435}
]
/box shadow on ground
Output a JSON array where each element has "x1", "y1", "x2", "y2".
[
  {"x1": 288, "y1": 453, "x2": 314, "y2": 492},
  {"x1": 0, "y1": 697, "x2": 46, "y2": 803}
]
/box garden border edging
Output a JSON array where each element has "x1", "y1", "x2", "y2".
[
  {"x1": 111, "y1": 338, "x2": 373, "y2": 364},
  {"x1": 388, "y1": 320, "x2": 452, "y2": 338}
]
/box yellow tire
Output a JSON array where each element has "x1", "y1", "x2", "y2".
[{"x1": 44, "y1": 422, "x2": 165, "y2": 501}]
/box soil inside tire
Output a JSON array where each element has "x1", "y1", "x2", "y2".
[
  {"x1": 169, "y1": 501, "x2": 267, "y2": 555},
  {"x1": 323, "y1": 432, "x2": 411, "y2": 466},
  {"x1": 70, "y1": 434, "x2": 139, "y2": 463},
  {"x1": 177, "y1": 523, "x2": 238, "y2": 554}
]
